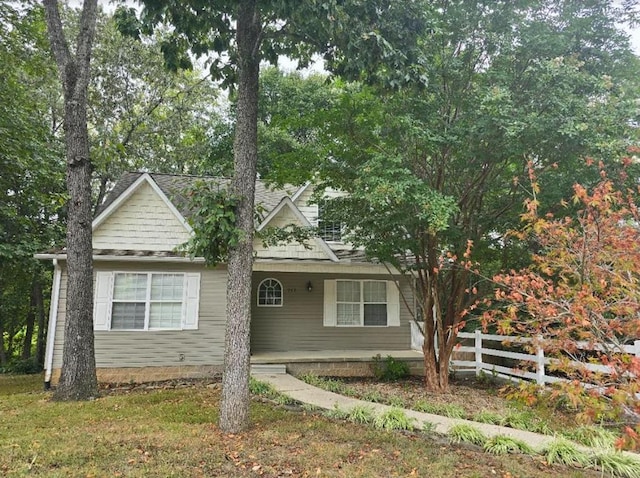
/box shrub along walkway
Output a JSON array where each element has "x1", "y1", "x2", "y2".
[{"x1": 253, "y1": 371, "x2": 558, "y2": 450}]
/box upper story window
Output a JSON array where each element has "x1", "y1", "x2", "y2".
[
  {"x1": 257, "y1": 278, "x2": 283, "y2": 307},
  {"x1": 317, "y1": 201, "x2": 342, "y2": 242}
]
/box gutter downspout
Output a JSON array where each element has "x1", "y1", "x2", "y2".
[{"x1": 44, "y1": 259, "x2": 61, "y2": 389}]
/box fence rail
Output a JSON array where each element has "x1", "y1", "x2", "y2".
[
  {"x1": 454, "y1": 330, "x2": 640, "y2": 386},
  {"x1": 410, "y1": 323, "x2": 640, "y2": 387}
]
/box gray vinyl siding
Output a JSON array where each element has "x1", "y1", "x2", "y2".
[
  {"x1": 52, "y1": 261, "x2": 227, "y2": 369},
  {"x1": 251, "y1": 272, "x2": 414, "y2": 352}
]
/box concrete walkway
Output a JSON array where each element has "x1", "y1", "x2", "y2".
[{"x1": 252, "y1": 372, "x2": 557, "y2": 450}]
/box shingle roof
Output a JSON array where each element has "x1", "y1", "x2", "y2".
[{"x1": 95, "y1": 172, "x2": 299, "y2": 219}]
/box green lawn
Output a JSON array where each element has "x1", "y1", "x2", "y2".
[{"x1": 0, "y1": 375, "x2": 596, "y2": 477}]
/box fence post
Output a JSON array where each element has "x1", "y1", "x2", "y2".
[
  {"x1": 536, "y1": 337, "x2": 545, "y2": 386},
  {"x1": 475, "y1": 329, "x2": 482, "y2": 377}
]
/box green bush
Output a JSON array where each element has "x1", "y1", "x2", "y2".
[
  {"x1": 371, "y1": 354, "x2": 410, "y2": 381},
  {"x1": 1, "y1": 357, "x2": 42, "y2": 375}
]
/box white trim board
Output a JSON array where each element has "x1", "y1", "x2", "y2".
[
  {"x1": 44, "y1": 260, "x2": 61, "y2": 383},
  {"x1": 290, "y1": 181, "x2": 311, "y2": 203}
]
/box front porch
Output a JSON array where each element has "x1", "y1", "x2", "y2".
[{"x1": 250, "y1": 349, "x2": 424, "y2": 377}]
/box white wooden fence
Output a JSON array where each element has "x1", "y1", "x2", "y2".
[{"x1": 411, "y1": 323, "x2": 640, "y2": 387}]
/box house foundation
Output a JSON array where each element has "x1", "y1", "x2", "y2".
[
  {"x1": 48, "y1": 365, "x2": 224, "y2": 385},
  {"x1": 47, "y1": 351, "x2": 426, "y2": 385}
]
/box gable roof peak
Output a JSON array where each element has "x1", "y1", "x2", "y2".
[{"x1": 94, "y1": 171, "x2": 304, "y2": 223}]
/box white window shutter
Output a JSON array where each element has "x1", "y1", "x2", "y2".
[
  {"x1": 323, "y1": 280, "x2": 337, "y2": 326},
  {"x1": 93, "y1": 271, "x2": 113, "y2": 331},
  {"x1": 182, "y1": 273, "x2": 200, "y2": 330},
  {"x1": 387, "y1": 280, "x2": 400, "y2": 327}
]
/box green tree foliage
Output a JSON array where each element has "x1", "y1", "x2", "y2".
[
  {"x1": 261, "y1": 0, "x2": 640, "y2": 391},
  {"x1": 257, "y1": 68, "x2": 334, "y2": 186},
  {"x1": 179, "y1": 181, "x2": 240, "y2": 265},
  {"x1": 0, "y1": 2, "x2": 223, "y2": 370},
  {"x1": 206, "y1": 67, "x2": 337, "y2": 185},
  {"x1": 0, "y1": 1, "x2": 65, "y2": 367},
  {"x1": 87, "y1": 12, "x2": 225, "y2": 209}
]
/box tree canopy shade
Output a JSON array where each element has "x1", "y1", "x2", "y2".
[
  {"x1": 116, "y1": 1, "x2": 430, "y2": 88},
  {"x1": 290, "y1": 0, "x2": 640, "y2": 391},
  {"x1": 0, "y1": 2, "x2": 65, "y2": 369},
  {"x1": 43, "y1": 0, "x2": 99, "y2": 400},
  {"x1": 119, "y1": 0, "x2": 430, "y2": 431}
]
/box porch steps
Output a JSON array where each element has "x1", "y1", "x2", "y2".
[{"x1": 251, "y1": 364, "x2": 287, "y2": 375}]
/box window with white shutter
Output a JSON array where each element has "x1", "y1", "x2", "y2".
[
  {"x1": 93, "y1": 271, "x2": 200, "y2": 331},
  {"x1": 323, "y1": 279, "x2": 401, "y2": 327}
]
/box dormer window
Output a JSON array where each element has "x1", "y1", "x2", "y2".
[{"x1": 317, "y1": 201, "x2": 342, "y2": 242}]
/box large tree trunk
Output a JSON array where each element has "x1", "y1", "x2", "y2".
[
  {"x1": 44, "y1": 0, "x2": 99, "y2": 400},
  {"x1": 219, "y1": 0, "x2": 261, "y2": 433},
  {"x1": 56, "y1": 158, "x2": 97, "y2": 399}
]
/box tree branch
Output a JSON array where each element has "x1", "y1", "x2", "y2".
[
  {"x1": 42, "y1": 0, "x2": 71, "y2": 73},
  {"x1": 74, "y1": 0, "x2": 99, "y2": 93}
]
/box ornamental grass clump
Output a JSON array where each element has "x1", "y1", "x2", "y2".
[
  {"x1": 591, "y1": 450, "x2": 640, "y2": 478},
  {"x1": 483, "y1": 435, "x2": 533, "y2": 455},
  {"x1": 373, "y1": 408, "x2": 415, "y2": 431},
  {"x1": 563, "y1": 425, "x2": 618, "y2": 449},
  {"x1": 249, "y1": 377, "x2": 296, "y2": 405},
  {"x1": 414, "y1": 400, "x2": 465, "y2": 419},
  {"x1": 448, "y1": 424, "x2": 487, "y2": 447},
  {"x1": 473, "y1": 410, "x2": 504, "y2": 425},
  {"x1": 347, "y1": 405, "x2": 375, "y2": 424},
  {"x1": 542, "y1": 438, "x2": 590, "y2": 467}
]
